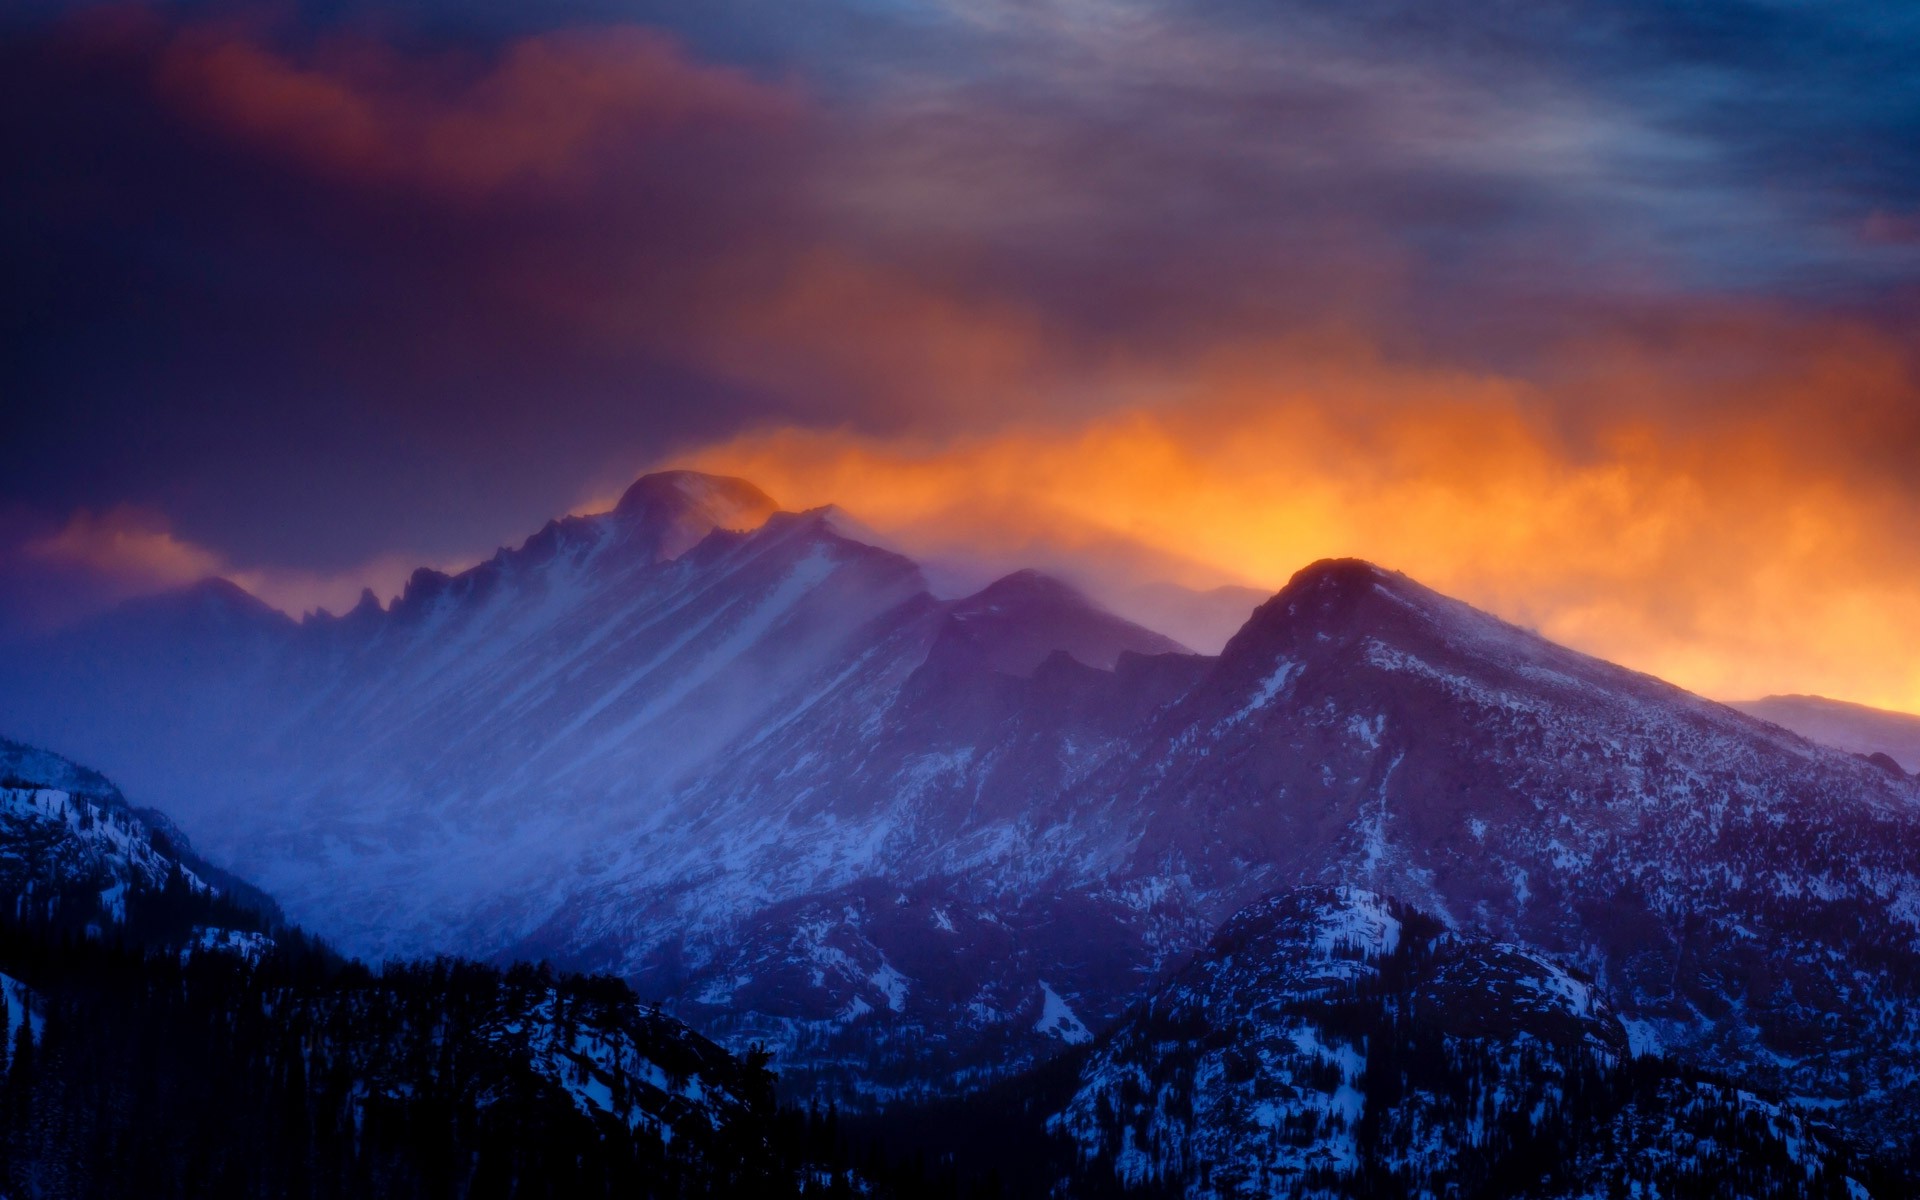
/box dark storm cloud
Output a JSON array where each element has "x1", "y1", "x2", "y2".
[{"x1": 2, "y1": 0, "x2": 1917, "y2": 626}]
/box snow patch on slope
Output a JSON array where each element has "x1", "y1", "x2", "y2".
[{"x1": 1035, "y1": 981, "x2": 1092, "y2": 1044}]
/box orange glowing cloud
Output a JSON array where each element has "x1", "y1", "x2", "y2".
[
  {"x1": 26, "y1": 10, "x2": 1918, "y2": 717},
  {"x1": 677, "y1": 322, "x2": 1920, "y2": 715},
  {"x1": 25, "y1": 506, "x2": 226, "y2": 589}
]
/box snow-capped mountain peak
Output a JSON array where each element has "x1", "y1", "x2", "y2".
[{"x1": 610, "y1": 469, "x2": 779, "y2": 560}]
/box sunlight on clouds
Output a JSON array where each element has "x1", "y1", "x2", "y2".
[
  {"x1": 682, "y1": 335, "x2": 1920, "y2": 714},
  {"x1": 25, "y1": 507, "x2": 225, "y2": 588},
  {"x1": 24, "y1": 507, "x2": 439, "y2": 622}
]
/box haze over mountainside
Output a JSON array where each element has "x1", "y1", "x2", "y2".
[
  {"x1": 0, "y1": 738, "x2": 873, "y2": 1197},
  {"x1": 0, "y1": 737, "x2": 281, "y2": 943},
  {"x1": 866, "y1": 518, "x2": 1269, "y2": 654},
  {"x1": 1732, "y1": 694, "x2": 1920, "y2": 774},
  {"x1": 1106, "y1": 581, "x2": 1272, "y2": 656},
  {"x1": 0, "y1": 472, "x2": 1184, "y2": 965},
  {"x1": 5, "y1": 471, "x2": 1920, "y2": 1179}
]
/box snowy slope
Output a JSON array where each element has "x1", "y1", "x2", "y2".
[
  {"x1": 0, "y1": 784, "x2": 206, "y2": 923},
  {"x1": 270, "y1": 961, "x2": 774, "y2": 1152},
  {"x1": 0, "y1": 741, "x2": 828, "y2": 1191},
  {"x1": 1050, "y1": 887, "x2": 1872, "y2": 1199},
  {"x1": 0, "y1": 739, "x2": 210, "y2": 925},
  {"x1": 1057, "y1": 560, "x2": 1920, "y2": 1156},
  {"x1": 0, "y1": 739, "x2": 286, "y2": 961}
]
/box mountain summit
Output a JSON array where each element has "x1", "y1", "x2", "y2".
[
  {"x1": 942, "y1": 568, "x2": 1189, "y2": 675},
  {"x1": 611, "y1": 470, "x2": 780, "y2": 560}
]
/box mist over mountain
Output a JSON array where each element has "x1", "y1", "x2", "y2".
[
  {"x1": 838, "y1": 512, "x2": 1271, "y2": 656},
  {"x1": 1732, "y1": 694, "x2": 1920, "y2": 775},
  {"x1": 0, "y1": 740, "x2": 880, "y2": 1196},
  {"x1": 3, "y1": 471, "x2": 1920, "y2": 1189}
]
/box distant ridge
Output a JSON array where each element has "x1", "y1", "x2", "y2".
[{"x1": 1731, "y1": 693, "x2": 1920, "y2": 773}]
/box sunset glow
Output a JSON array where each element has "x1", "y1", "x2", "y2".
[
  {"x1": 6, "y1": 5, "x2": 1920, "y2": 1189},
  {"x1": 4, "y1": 1, "x2": 1917, "y2": 717},
  {"x1": 676, "y1": 313, "x2": 1920, "y2": 710}
]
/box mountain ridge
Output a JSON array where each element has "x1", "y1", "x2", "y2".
[
  {"x1": 4, "y1": 472, "x2": 1919, "y2": 1174},
  {"x1": 1732, "y1": 693, "x2": 1920, "y2": 774}
]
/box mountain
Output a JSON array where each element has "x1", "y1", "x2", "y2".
[
  {"x1": 0, "y1": 738, "x2": 868, "y2": 1197},
  {"x1": 0, "y1": 474, "x2": 1184, "y2": 1015},
  {"x1": 6, "y1": 477, "x2": 1920, "y2": 1178},
  {"x1": 938, "y1": 569, "x2": 1187, "y2": 675},
  {"x1": 1732, "y1": 694, "x2": 1920, "y2": 774},
  {"x1": 858, "y1": 886, "x2": 1880, "y2": 1199},
  {"x1": 605, "y1": 469, "x2": 781, "y2": 559},
  {"x1": 844, "y1": 493, "x2": 1269, "y2": 653},
  {"x1": 0, "y1": 737, "x2": 279, "y2": 945},
  {"x1": 1049, "y1": 886, "x2": 1871, "y2": 1199},
  {"x1": 1058, "y1": 560, "x2": 1920, "y2": 1158},
  {"x1": 0, "y1": 480, "x2": 924, "y2": 953},
  {"x1": 537, "y1": 553, "x2": 1920, "y2": 1162},
  {"x1": 0, "y1": 941, "x2": 824, "y2": 1199}
]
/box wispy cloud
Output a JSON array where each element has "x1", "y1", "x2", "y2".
[
  {"x1": 12, "y1": 506, "x2": 444, "y2": 629},
  {"x1": 683, "y1": 311, "x2": 1920, "y2": 711}
]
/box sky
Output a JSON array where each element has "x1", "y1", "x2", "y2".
[{"x1": 2, "y1": 0, "x2": 1919, "y2": 710}]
